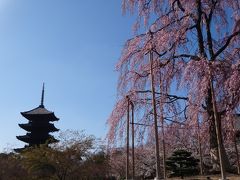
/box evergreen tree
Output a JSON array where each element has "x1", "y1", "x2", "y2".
[{"x1": 166, "y1": 149, "x2": 199, "y2": 179}]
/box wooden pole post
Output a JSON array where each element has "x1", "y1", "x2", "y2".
[
  {"x1": 160, "y1": 107, "x2": 166, "y2": 179},
  {"x1": 209, "y1": 79, "x2": 226, "y2": 180},
  {"x1": 159, "y1": 73, "x2": 166, "y2": 179},
  {"x1": 231, "y1": 117, "x2": 240, "y2": 174},
  {"x1": 126, "y1": 96, "x2": 130, "y2": 180},
  {"x1": 131, "y1": 101, "x2": 135, "y2": 179},
  {"x1": 197, "y1": 117, "x2": 204, "y2": 175},
  {"x1": 149, "y1": 49, "x2": 161, "y2": 180}
]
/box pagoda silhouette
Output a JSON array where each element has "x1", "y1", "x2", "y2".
[{"x1": 15, "y1": 84, "x2": 59, "y2": 151}]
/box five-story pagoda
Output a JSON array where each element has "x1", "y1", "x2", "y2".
[{"x1": 16, "y1": 84, "x2": 59, "y2": 151}]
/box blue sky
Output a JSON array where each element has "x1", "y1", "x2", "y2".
[{"x1": 0, "y1": 0, "x2": 136, "y2": 151}]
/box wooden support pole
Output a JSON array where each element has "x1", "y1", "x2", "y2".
[
  {"x1": 159, "y1": 74, "x2": 166, "y2": 179},
  {"x1": 126, "y1": 96, "x2": 130, "y2": 180},
  {"x1": 231, "y1": 118, "x2": 240, "y2": 174},
  {"x1": 197, "y1": 117, "x2": 204, "y2": 175},
  {"x1": 149, "y1": 49, "x2": 161, "y2": 180},
  {"x1": 131, "y1": 102, "x2": 135, "y2": 179},
  {"x1": 209, "y1": 79, "x2": 226, "y2": 180}
]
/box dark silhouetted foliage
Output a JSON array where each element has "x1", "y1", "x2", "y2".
[{"x1": 166, "y1": 149, "x2": 199, "y2": 179}]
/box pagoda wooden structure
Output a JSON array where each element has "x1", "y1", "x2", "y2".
[{"x1": 16, "y1": 84, "x2": 59, "y2": 151}]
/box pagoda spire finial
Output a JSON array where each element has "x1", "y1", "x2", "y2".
[{"x1": 40, "y1": 83, "x2": 45, "y2": 107}]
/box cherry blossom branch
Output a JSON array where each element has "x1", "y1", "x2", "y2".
[
  {"x1": 134, "y1": 90, "x2": 188, "y2": 100},
  {"x1": 172, "y1": 0, "x2": 185, "y2": 12},
  {"x1": 203, "y1": 0, "x2": 217, "y2": 59},
  {"x1": 196, "y1": 0, "x2": 206, "y2": 56},
  {"x1": 211, "y1": 30, "x2": 240, "y2": 61},
  {"x1": 130, "y1": 71, "x2": 149, "y2": 78},
  {"x1": 172, "y1": 54, "x2": 200, "y2": 61}
]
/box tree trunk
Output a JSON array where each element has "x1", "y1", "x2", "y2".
[{"x1": 206, "y1": 90, "x2": 231, "y2": 172}]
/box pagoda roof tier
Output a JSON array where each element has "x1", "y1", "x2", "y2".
[
  {"x1": 14, "y1": 147, "x2": 28, "y2": 153},
  {"x1": 14, "y1": 147, "x2": 25, "y2": 153},
  {"x1": 21, "y1": 105, "x2": 59, "y2": 121},
  {"x1": 16, "y1": 134, "x2": 58, "y2": 144},
  {"x1": 19, "y1": 123, "x2": 59, "y2": 132}
]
